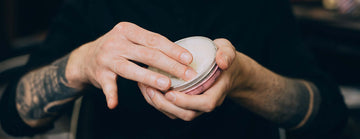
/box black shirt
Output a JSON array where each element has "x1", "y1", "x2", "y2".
[{"x1": 1, "y1": 0, "x2": 348, "y2": 138}]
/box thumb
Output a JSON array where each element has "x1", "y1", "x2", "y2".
[
  {"x1": 213, "y1": 38, "x2": 236, "y2": 70},
  {"x1": 100, "y1": 72, "x2": 118, "y2": 109}
]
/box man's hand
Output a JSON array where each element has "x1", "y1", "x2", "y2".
[
  {"x1": 138, "y1": 38, "x2": 240, "y2": 120},
  {"x1": 67, "y1": 22, "x2": 197, "y2": 109},
  {"x1": 138, "y1": 38, "x2": 320, "y2": 130}
]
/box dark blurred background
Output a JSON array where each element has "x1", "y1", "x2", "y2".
[
  {"x1": 0, "y1": 0, "x2": 360, "y2": 138},
  {"x1": 0, "y1": 0, "x2": 62, "y2": 60}
]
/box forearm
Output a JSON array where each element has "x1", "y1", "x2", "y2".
[
  {"x1": 16, "y1": 55, "x2": 83, "y2": 127},
  {"x1": 228, "y1": 53, "x2": 321, "y2": 129}
]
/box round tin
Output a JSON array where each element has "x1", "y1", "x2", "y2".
[{"x1": 149, "y1": 36, "x2": 221, "y2": 95}]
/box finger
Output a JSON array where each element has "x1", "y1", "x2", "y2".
[
  {"x1": 99, "y1": 71, "x2": 118, "y2": 109},
  {"x1": 165, "y1": 91, "x2": 214, "y2": 112},
  {"x1": 114, "y1": 22, "x2": 193, "y2": 65},
  {"x1": 108, "y1": 58, "x2": 171, "y2": 91},
  {"x1": 138, "y1": 83, "x2": 177, "y2": 119},
  {"x1": 161, "y1": 111, "x2": 178, "y2": 119},
  {"x1": 146, "y1": 87, "x2": 200, "y2": 121},
  {"x1": 213, "y1": 38, "x2": 236, "y2": 70},
  {"x1": 120, "y1": 41, "x2": 197, "y2": 81},
  {"x1": 164, "y1": 75, "x2": 228, "y2": 112},
  {"x1": 138, "y1": 82, "x2": 155, "y2": 106}
]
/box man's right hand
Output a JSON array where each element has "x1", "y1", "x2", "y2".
[{"x1": 66, "y1": 22, "x2": 197, "y2": 109}]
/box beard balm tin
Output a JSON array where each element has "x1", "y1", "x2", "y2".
[{"x1": 149, "y1": 36, "x2": 221, "y2": 95}]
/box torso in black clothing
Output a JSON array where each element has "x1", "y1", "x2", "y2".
[
  {"x1": 74, "y1": 0, "x2": 281, "y2": 138},
  {"x1": 0, "y1": 0, "x2": 348, "y2": 137}
]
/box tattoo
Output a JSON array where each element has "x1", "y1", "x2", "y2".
[
  {"x1": 230, "y1": 73, "x2": 320, "y2": 130},
  {"x1": 264, "y1": 78, "x2": 321, "y2": 129},
  {"x1": 16, "y1": 55, "x2": 81, "y2": 127},
  {"x1": 289, "y1": 80, "x2": 320, "y2": 130}
]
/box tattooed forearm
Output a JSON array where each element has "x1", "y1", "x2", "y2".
[
  {"x1": 258, "y1": 78, "x2": 321, "y2": 129},
  {"x1": 16, "y1": 55, "x2": 81, "y2": 127},
  {"x1": 230, "y1": 73, "x2": 320, "y2": 130},
  {"x1": 287, "y1": 80, "x2": 320, "y2": 130}
]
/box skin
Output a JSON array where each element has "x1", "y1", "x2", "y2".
[
  {"x1": 16, "y1": 22, "x2": 320, "y2": 130},
  {"x1": 16, "y1": 22, "x2": 196, "y2": 127},
  {"x1": 138, "y1": 39, "x2": 320, "y2": 129},
  {"x1": 16, "y1": 56, "x2": 81, "y2": 127}
]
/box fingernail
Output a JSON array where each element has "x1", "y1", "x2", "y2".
[
  {"x1": 166, "y1": 92, "x2": 176, "y2": 102},
  {"x1": 180, "y1": 52, "x2": 192, "y2": 64},
  {"x1": 157, "y1": 77, "x2": 169, "y2": 90},
  {"x1": 185, "y1": 68, "x2": 197, "y2": 81},
  {"x1": 146, "y1": 88, "x2": 155, "y2": 98}
]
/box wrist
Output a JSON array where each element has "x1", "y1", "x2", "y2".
[
  {"x1": 231, "y1": 52, "x2": 257, "y2": 89},
  {"x1": 228, "y1": 52, "x2": 277, "y2": 96},
  {"x1": 65, "y1": 45, "x2": 89, "y2": 89}
]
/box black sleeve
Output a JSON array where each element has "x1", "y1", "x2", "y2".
[
  {"x1": 0, "y1": 0, "x2": 94, "y2": 136},
  {"x1": 261, "y1": 0, "x2": 348, "y2": 138}
]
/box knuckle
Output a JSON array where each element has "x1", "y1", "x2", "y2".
[
  {"x1": 224, "y1": 39, "x2": 236, "y2": 51},
  {"x1": 170, "y1": 63, "x2": 186, "y2": 77},
  {"x1": 146, "y1": 33, "x2": 162, "y2": 47},
  {"x1": 156, "y1": 103, "x2": 164, "y2": 111},
  {"x1": 214, "y1": 38, "x2": 226, "y2": 44},
  {"x1": 116, "y1": 58, "x2": 128, "y2": 66},
  {"x1": 142, "y1": 73, "x2": 157, "y2": 86},
  {"x1": 182, "y1": 112, "x2": 196, "y2": 121},
  {"x1": 98, "y1": 40, "x2": 117, "y2": 54},
  {"x1": 217, "y1": 38, "x2": 230, "y2": 43},
  {"x1": 114, "y1": 22, "x2": 132, "y2": 31},
  {"x1": 146, "y1": 49, "x2": 161, "y2": 62},
  {"x1": 113, "y1": 59, "x2": 128, "y2": 76},
  {"x1": 204, "y1": 101, "x2": 217, "y2": 112},
  {"x1": 114, "y1": 22, "x2": 136, "y2": 37},
  {"x1": 231, "y1": 50, "x2": 236, "y2": 61},
  {"x1": 216, "y1": 38, "x2": 235, "y2": 48},
  {"x1": 132, "y1": 67, "x2": 142, "y2": 78},
  {"x1": 96, "y1": 54, "x2": 108, "y2": 65},
  {"x1": 103, "y1": 40, "x2": 116, "y2": 48},
  {"x1": 153, "y1": 99, "x2": 164, "y2": 110}
]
